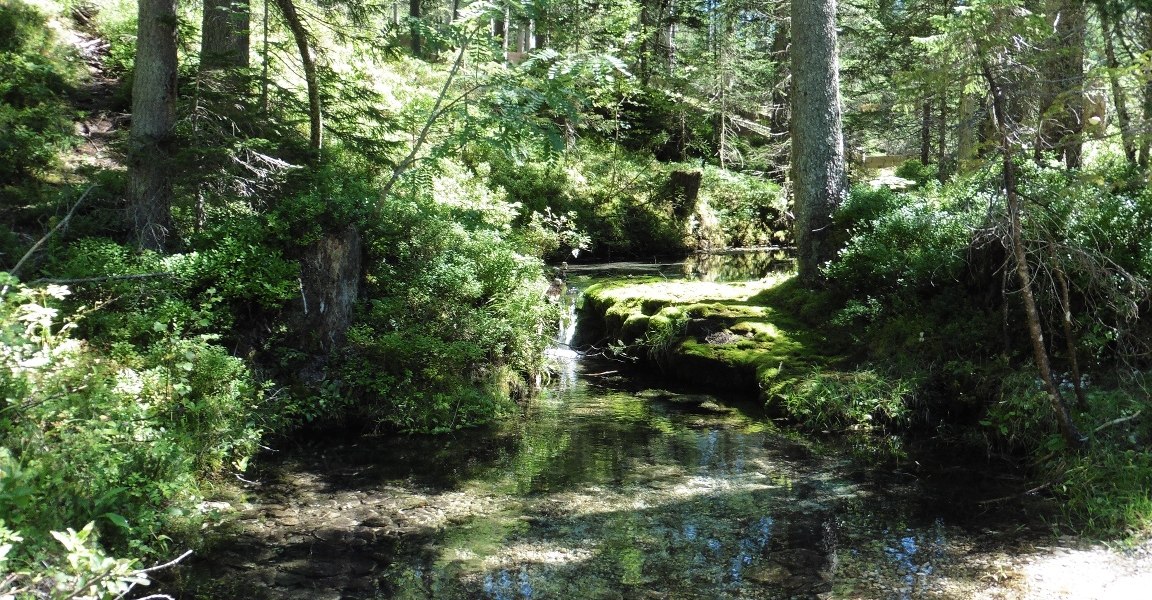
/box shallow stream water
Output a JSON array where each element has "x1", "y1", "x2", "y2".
[{"x1": 181, "y1": 254, "x2": 1058, "y2": 599}]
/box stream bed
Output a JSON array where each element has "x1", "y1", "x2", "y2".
[{"x1": 176, "y1": 256, "x2": 1107, "y2": 599}]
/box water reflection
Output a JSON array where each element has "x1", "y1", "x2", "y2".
[
  {"x1": 682, "y1": 250, "x2": 794, "y2": 282},
  {"x1": 563, "y1": 249, "x2": 794, "y2": 282},
  {"x1": 182, "y1": 258, "x2": 1056, "y2": 599}
]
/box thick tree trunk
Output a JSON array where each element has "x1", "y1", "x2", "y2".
[
  {"x1": 1035, "y1": 0, "x2": 1084, "y2": 169},
  {"x1": 1141, "y1": 12, "x2": 1152, "y2": 169},
  {"x1": 129, "y1": 0, "x2": 178, "y2": 251},
  {"x1": 200, "y1": 0, "x2": 250, "y2": 70},
  {"x1": 983, "y1": 59, "x2": 1084, "y2": 447},
  {"x1": 791, "y1": 0, "x2": 846, "y2": 283},
  {"x1": 957, "y1": 78, "x2": 978, "y2": 168},
  {"x1": 1100, "y1": 8, "x2": 1136, "y2": 164},
  {"x1": 410, "y1": 0, "x2": 422, "y2": 57},
  {"x1": 293, "y1": 225, "x2": 362, "y2": 383},
  {"x1": 274, "y1": 0, "x2": 322, "y2": 153}
]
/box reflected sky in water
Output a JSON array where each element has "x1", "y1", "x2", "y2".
[{"x1": 191, "y1": 256, "x2": 1055, "y2": 600}]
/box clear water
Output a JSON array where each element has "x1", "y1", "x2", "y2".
[{"x1": 183, "y1": 256, "x2": 1053, "y2": 599}]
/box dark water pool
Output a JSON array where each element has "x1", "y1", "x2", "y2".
[{"x1": 178, "y1": 258, "x2": 1055, "y2": 599}]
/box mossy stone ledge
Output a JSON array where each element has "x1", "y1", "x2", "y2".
[{"x1": 574, "y1": 275, "x2": 838, "y2": 403}]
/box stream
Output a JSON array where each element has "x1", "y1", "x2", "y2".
[{"x1": 179, "y1": 254, "x2": 1071, "y2": 599}]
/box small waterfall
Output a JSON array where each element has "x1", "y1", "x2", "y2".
[{"x1": 544, "y1": 283, "x2": 581, "y2": 390}]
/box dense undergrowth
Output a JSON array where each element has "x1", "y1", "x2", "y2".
[
  {"x1": 2, "y1": 0, "x2": 1151, "y2": 596},
  {"x1": 579, "y1": 156, "x2": 1152, "y2": 539},
  {"x1": 827, "y1": 159, "x2": 1152, "y2": 537},
  {"x1": 488, "y1": 144, "x2": 788, "y2": 260},
  {"x1": 0, "y1": 1, "x2": 794, "y2": 595}
]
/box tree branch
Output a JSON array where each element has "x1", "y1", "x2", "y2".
[
  {"x1": 5, "y1": 185, "x2": 97, "y2": 280},
  {"x1": 1092, "y1": 410, "x2": 1142, "y2": 435},
  {"x1": 29, "y1": 273, "x2": 173, "y2": 286},
  {"x1": 380, "y1": 28, "x2": 476, "y2": 201}
]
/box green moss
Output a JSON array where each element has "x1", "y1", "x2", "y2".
[{"x1": 578, "y1": 273, "x2": 922, "y2": 435}]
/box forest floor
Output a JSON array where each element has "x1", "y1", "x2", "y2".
[{"x1": 962, "y1": 537, "x2": 1152, "y2": 599}]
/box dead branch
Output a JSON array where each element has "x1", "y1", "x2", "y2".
[
  {"x1": 30, "y1": 273, "x2": 173, "y2": 286},
  {"x1": 1092, "y1": 410, "x2": 1143, "y2": 435},
  {"x1": 4, "y1": 184, "x2": 98, "y2": 282}
]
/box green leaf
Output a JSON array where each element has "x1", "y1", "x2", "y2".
[{"x1": 103, "y1": 512, "x2": 131, "y2": 531}]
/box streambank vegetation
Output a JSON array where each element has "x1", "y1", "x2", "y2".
[{"x1": 1, "y1": 0, "x2": 1151, "y2": 596}]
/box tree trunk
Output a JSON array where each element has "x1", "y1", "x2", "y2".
[
  {"x1": 200, "y1": 0, "x2": 250, "y2": 70},
  {"x1": 937, "y1": 92, "x2": 948, "y2": 178},
  {"x1": 502, "y1": 4, "x2": 510, "y2": 62},
  {"x1": 273, "y1": 0, "x2": 322, "y2": 153},
  {"x1": 957, "y1": 75, "x2": 978, "y2": 168},
  {"x1": 920, "y1": 99, "x2": 932, "y2": 164},
  {"x1": 293, "y1": 225, "x2": 362, "y2": 384},
  {"x1": 982, "y1": 58, "x2": 1084, "y2": 447},
  {"x1": 1099, "y1": 7, "x2": 1136, "y2": 164},
  {"x1": 1035, "y1": 0, "x2": 1084, "y2": 169},
  {"x1": 409, "y1": 0, "x2": 421, "y2": 57},
  {"x1": 791, "y1": 0, "x2": 846, "y2": 283},
  {"x1": 129, "y1": 0, "x2": 178, "y2": 252},
  {"x1": 1141, "y1": 11, "x2": 1152, "y2": 169}
]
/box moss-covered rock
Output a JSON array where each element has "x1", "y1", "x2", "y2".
[
  {"x1": 575, "y1": 274, "x2": 914, "y2": 433},
  {"x1": 577, "y1": 274, "x2": 827, "y2": 391}
]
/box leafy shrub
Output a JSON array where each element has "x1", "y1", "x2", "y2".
[
  {"x1": 828, "y1": 177, "x2": 984, "y2": 298},
  {"x1": 696, "y1": 166, "x2": 786, "y2": 248},
  {"x1": 45, "y1": 231, "x2": 298, "y2": 345},
  {"x1": 0, "y1": 275, "x2": 263, "y2": 579},
  {"x1": 776, "y1": 368, "x2": 913, "y2": 432},
  {"x1": 893, "y1": 159, "x2": 938, "y2": 188},
  {"x1": 488, "y1": 145, "x2": 784, "y2": 258},
  {"x1": 0, "y1": 0, "x2": 77, "y2": 186},
  {"x1": 339, "y1": 161, "x2": 557, "y2": 432}
]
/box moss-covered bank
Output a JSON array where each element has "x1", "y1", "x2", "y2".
[{"x1": 575, "y1": 275, "x2": 913, "y2": 433}]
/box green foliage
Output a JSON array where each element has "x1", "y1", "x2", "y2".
[
  {"x1": 893, "y1": 159, "x2": 939, "y2": 189},
  {"x1": 641, "y1": 307, "x2": 687, "y2": 366},
  {"x1": 0, "y1": 520, "x2": 164, "y2": 599},
  {"x1": 1047, "y1": 379, "x2": 1152, "y2": 537},
  {"x1": 777, "y1": 368, "x2": 914, "y2": 432},
  {"x1": 980, "y1": 371, "x2": 1058, "y2": 449},
  {"x1": 263, "y1": 151, "x2": 377, "y2": 247},
  {"x1": 339, "y1": 160, "x2": 556, "y2": 433},
  {"x1": 696, "y1": 166, "x2": 787, "y2": 249},
  {"x1": 613, "y1": 87, "x2": 715, "y2": 160},
  {"x1": 0, "y1": 276, "x2": 263, "y2": 579},
  {"x1": 0, "y1": 0, "x2": 77, "y2": 187},
  {"x1": 488, "y1": 145, "x2": 784, "y2": 258},
  {"x1": 828, "y1": 178, "x2": 983, "y2": 299},
  {"x1": 45, "y1": 236, "x2": 298, "y2": 345}
]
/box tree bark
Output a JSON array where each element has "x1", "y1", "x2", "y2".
[
  {"x1": 129, "y1": 0, "x2": 178, "y2": 251},
  {"x1": 200, "y1": 0, "x2": 250, "y2": 70},
  {"x1": 1141, "y1": 11, "x2": 1152, "y2": 169},
  {"x1": 1035, "y1": 0, "x2": 1084, "y2": 169},
  {"x1": 982, "y1": 58, "x2": 1084, "y2": 447},
  {"x1": 1099, "y1": 7, "x2": 1136, "y2": 164},
  {"x1": 273, "y1": 0, "x2": 322, "y2": 153},
  {"x1": 920, "y1": 99, "x2": 933, "y2": 164},
  {"x1": 410, "y1": 0, "x2": 422, "y2": 57},
  {"x1": 937, "y1": 92, "x2": 948, "y2": 178},
  {"x1": 791, "y1": 0, "x2": 846, "y2": 283}
]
